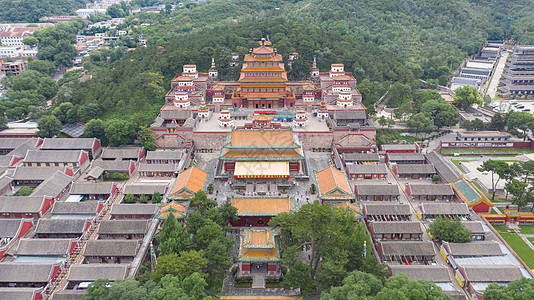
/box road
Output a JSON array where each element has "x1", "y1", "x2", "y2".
[{"x1": 486, "y1": 50, "x2": 508, "y2": 100}]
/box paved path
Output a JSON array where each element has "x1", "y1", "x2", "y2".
[
  {"x1": 486, "y1": 51, "x2": 508, "y2": 100},
  {"x1": 129, "y1": 217, "x2": 161, "y2": 277}
]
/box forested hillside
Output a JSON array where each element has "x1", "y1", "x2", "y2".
[
  {"x1": 0, "y1": 0, "x2": 88, "y2": 22},
  {"x1": 66, "y1": 18, "x2": 413, "y2": 122}
]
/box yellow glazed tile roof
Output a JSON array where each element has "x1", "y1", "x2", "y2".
[
  {"x1": 230, "y1": 197, "x2": 292, "y2": 216},
  {"x1": 316, "y1": 167, "x2": 352, "y2": 198},
  {"x1": 170, "y1": 166, "x2": 207, "y2": 198}
]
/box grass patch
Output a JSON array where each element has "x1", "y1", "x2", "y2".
[
  {"x1": 234, "y1": 283, "x2": 252, "y2": 288},
  {"x1": 440, "y1": 148, "x2": 534, "y2": 155},
  {"x1": 520, "y1": 226, "x2": 534, "y2": 235},
  {"x1": 528, "y1": 237, "x2": 534, "y2": 244},
  {"x1": 498, "y1": 231, "x2": 534, "y2": 269},
  {"x1": 491, "y1": 208, "x2": 501, "y2": 214},
  {"x1": 451, "y1": 160, "x2": 470, "y2": 173},
  {"x1": 493, "y1": 225, "x2": 510, "y2": 232}
]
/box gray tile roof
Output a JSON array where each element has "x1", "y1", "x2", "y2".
[
  {"x1": 7, "y1": 139, "x2": 39, "y2": 159},
  {"x1": 395, "y1": 164, "x2": 436, "y2": 174},
  {"x1": 343, "y1": 152, "x2": 379, "y2": 162},
  {"x1": 372, "y1": 221, "x2": 422, "y2": 234},
  {"x1": 85, "y1": 166, "x2": 104, "y2": 178},
  {"x1": 364, "y1": 204, "x2": 411, "y2": 215},
  {"x1": 35, "y1": 219, "x2": 87, "y2": 234},
  {"x1": 348, "y1": 164, "x2": 387, "y2": 174},
  {"x1": 138, "y1": 163, "x2": 178, "y2": 173},
  {"x1": 462, "y1": 265, "x2": 523, "y2": 282},
  {"x1": 333, "y1": 110, "x2": 367, "y2": 120},
  {"x1": 0, "y1": 138, "x2": 36, "y2": 149},
  {"x1": 101, "y1": 147, "x2": 142, "y2": 160},
  {"x1": 356, "y1": 184, "x2": 400, "y2": 196},
  {"x1": 0, "y1": 288, "x2": 41, "y2": 300},
  {"x1": 0, "y1": 263, "x2": 57, "y2": 282},
  {"x1": 15, "y1": 238, "x2": 72, "y2": 256},
  {"x1": 446, "y1": 241, "x2": 503, "y2": 256},
  {"x1": 98, "y1": 220, "x2": 149, "y2": 235},
  {"x1": 159, "y1": 110, "x2": 192, "y2": 120},
  {"x1": 91, "y1": 160, "x2": 132, "y2": 172},
  {"x1": 381, "y1": 144, "x2": 417, "y2": 151},
  {"x1": 381, "y1": 241, "x2": 435, "y2": 256},
  {"x1": 41, "y1": 138, "x2": 97, "y2": 150},
  {"x1": 124, "y1": 184, "x2": 167, "y2": 195},
  {"x1": 31, "y1": 171, "x2": 73, "y2": 198},
  {"x1": 11, "y1": 166, "x2": 66, "y2": 181},
  {"x1": 111, "y1": 204, "x2": 158, "y2": 216},
  {"x1": 0, "y1": 176, "x2": 12, "y2": 188},
  {"x1": 23, "y1": 150, "x2": 83, "y2": 163},
  {"x1": 68, "y1": 264, "x2": 129, "y2": 282},
  {"x1": 146, "y1": 150, "x2": 184, "y2": 160},
  {"x1": 389, "y1": 265, "x2": 451, "y2": 282},
  {"x1": 51, "y1": 290, "x2": 86, "y2": 300},
  {"x1": 0, "y1": 196, "x2": 45, "y2": 214},
  {"x1": 422, "y1": 203, "x2": 470, "y2": 215},
  {"x1": 70, "y1": 182, "x2": 114, "y2": 195},
  {"x1": 387, "y1": 153, "x2": 425, "y2": 162},
  {"x1": 83, "y1": 240, "x2": 139, "y2": 257},
  {"x1": 408, "y1": 184, "x2": 454, "y2": 196},
  {"x1": 51, "y1": 201, "x2": 99, "y2": 215},
  {"x1": 425, "y1": 151, "x2": 460, "y2": 183},
  {"x1": 0, "y1": 219, "x2": 23, "y2": 238},
  {"x1": 462, "y1": 221, "x2": 485, "y2": 234}
]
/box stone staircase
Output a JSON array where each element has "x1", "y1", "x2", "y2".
[{"x1": 251, "y1": 274, "x2": 265, "y2": 289}]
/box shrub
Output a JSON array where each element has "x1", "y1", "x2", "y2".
[
  {"x1": 138, "y1": 194, "x2": 148, "y2": 203},
  {"x1": 152, "y1": 191, "x2": 163, "y2": 203},
  {"x1": 124, "y1": 194, "x2": 136, "y2": 203}
]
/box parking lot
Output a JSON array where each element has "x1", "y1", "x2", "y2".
[{"x1": 491, "y1": 99, "x2": 534, "y2": 114}]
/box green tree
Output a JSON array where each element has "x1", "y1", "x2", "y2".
[
  {"x1": 484, "y1": 277, "x2": 534, "y2": 300},
  {"x1": 375, "y1": 274, "x2": 451, "y2": 299},
  {"x1": 105, "y1": 119, "x2": 136, "y2": 146},
  {"x1": 37, "y1": 115, "x2": 62, "y2": 138},
  {"x1": 124, "y1": 194, "x2": 136, "y2": 203},
  {"x1": 460, "y1": 119, "x2": 484, "y2": 131},
  {"x1": 321, "y1": 270, "x2": 383, "y2": 300},
  {"x1": 407, "y1": 113, "x2": 434, "y2": 139},
  {"x1": 52, "y1": 102, "x2": 74, "y2": 124},
  {"x1": 83, "y1": 119, "x2": 106, "y2": 141},
  {"x1": 488, "y1": 112, "x2": 506, "y2": 131},
  {"x1": 137, "y1": 126, "x2": 156, "y2": 151},
  {"x1": 15, "y1": 186, "x2": 34, "y2": 196},
  {"x1": 453, "y1": 85, "x2": 481, "y2": 109},
  {"x1": 157, "y1": 212, "x2": 192, "y2": 256},
  {"x1": 0, "y1": 116, "x2": 7, "y2": 130},
  {"x1": 22, "y1": 36, "x2": 38, "y2": 46},
  {"x1": 27, "y1": 60, "x2": 56, "y2": 75},
  {"x1": 505, "y1": 179, "x2": 529, "y2": 209},
  {"x1": 394, "y1": 101, "x2": 413, "y2": 121},
  {"x1": 478, "y1": 160, "x2": 511, "y2": 201},
  {"x1": 507, "y1": 111, "x2": 534, "y2": 139},
  {"x1": 387, "y1": 82, "x2": 412, "y2": 108},
  {"x1": 270, "y1": 202, "x2": 380, "y2": 292},
  {"x1": 152, "y1": 191, "x2": 163, "y2": 204},
  {"x1": 428, "y1": 217, "x2": 471, "y2": 243},
  {"x1": 182, "y1": 272, "x2": 210, "y2": 300},
  {"x1": 151, "y1": 251, "x2": 208, "y2": 282},
  {"x1": 138, "y1": 194, "x2": 148, "y2": 203}
]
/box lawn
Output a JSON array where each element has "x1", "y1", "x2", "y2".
[
  {"x1": 451, "y1": 160, "x2": 470, "y2": 173},
  {"x1": 498, "y1": 231, "x2": 534, "y2": 269},
  {"x1": 520, "y1": 226, "x2": 534, "y2": 235},
  {"x1": 440, "y1": 148, "x2": 534, "y2": 155}
]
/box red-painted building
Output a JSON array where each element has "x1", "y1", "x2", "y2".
[
  {"x1": 347, "y1": 164, "x2": 387, "y2": 180},
  {"x1": 377, "y1": 241, "x2": 435, "y2": 264},
  {"x1": 386, "y1": 153, "x2": 425, "y2": 165},
  {"x1": 0, "y1": 263, "x2": 61, "y2": 288},
  {"x1": 393, "y1": 164, "x2": 436, "y2": 179},
  {"x1": 83, "y1": 240, "x2": 140, "y2": 264},
  {"x1": 0, "y1": 219, "x2": 33, "y2": 260},
  {"x1": 23, "y1": 150, "x2": 89, "y2": 170},
  {"x1": 405, "y1": 184, "x2": 455, "y2": 201},
  {"x1": 110, "y1": 204, "x2": 158, "y2": 220},
  {"x1": 380, "y1": 143, "x2": 419, "y2": 153},
  {"x1": 369, "y1": 221, "x2": 423, "y2": 242},
  {"x1": 40, "y1": 138, "x2": 101, "y2": 160},
  {"x1": 229, "y1": 197, "x2": 293, "y2": 227}
]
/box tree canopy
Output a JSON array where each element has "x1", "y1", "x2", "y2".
[
  {"x1": 428, "y1": 217, "x2": 471, "y2": 243},
  {"x1": 270, "y1": 202, "x2": 387, "y2": 293}
]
